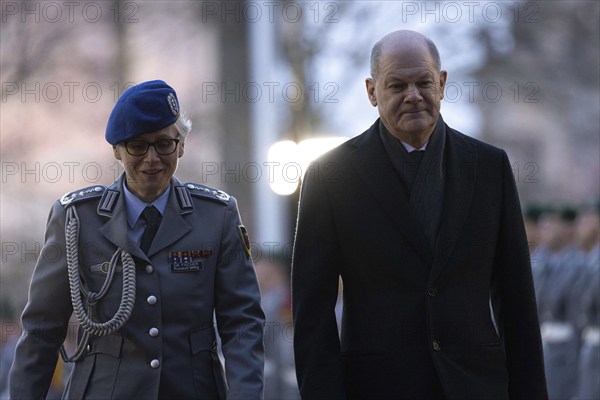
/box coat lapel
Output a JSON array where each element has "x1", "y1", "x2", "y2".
[
  {"x1": 348, "y1": 122, "x2": 434, "y2": 266},
  {"x1": 97, "y1": 176, "x2": 147, "y2": 261},
  {"x1": 146, "y1": 194, "x2": 192, "y2": 257},
  {"x1": 97, "y1": 176, "x2": 193, "y2": 261},
  {"x1": 430, "y1": 128, "x2": 477, "y2": 280}
]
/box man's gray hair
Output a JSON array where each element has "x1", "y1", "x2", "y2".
[{"x1": 370, "y1": 32, "x2": 441, "y2": 79}]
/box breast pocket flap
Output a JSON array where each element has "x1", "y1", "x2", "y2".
[{"x1": 89, "y1": 334, "x2": 123, "y2": 358}]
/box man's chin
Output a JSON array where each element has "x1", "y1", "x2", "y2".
[{"x1": 397, "y1": 121, "x2": 431, "y2": 135}]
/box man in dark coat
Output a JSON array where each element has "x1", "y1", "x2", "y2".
[
  {"x1": 292, "y1": 30, "x2": 547, "y2": 399},
  {"x1": 9, "y1": 80, "x2": 265, "y2": 399}
]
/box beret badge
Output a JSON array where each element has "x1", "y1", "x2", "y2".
[{"x1": 167, "y1": 93, "x2": 179, "y2": 116}]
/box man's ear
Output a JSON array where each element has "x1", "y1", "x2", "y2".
[
  {"x1": 365, "y1": 78, "x2": 377, "y2": 107},
  {"x1": 439, "y1": 70, "x2": 448, "y2": 100}
]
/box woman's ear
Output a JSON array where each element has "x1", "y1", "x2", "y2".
[{"x1": 113, "y1": 145, "x2": 122, "y2": 161}]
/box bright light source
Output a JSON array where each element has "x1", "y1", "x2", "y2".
[
  {"x1": 267, "y1": 140, "x2": 300, "y2": 196},
  {"x1": 297, "y1": 137, "x2": 347, "y2": 173},
  {"x1": 267, "y1": 137, "x2": 347, "y2": 196}
]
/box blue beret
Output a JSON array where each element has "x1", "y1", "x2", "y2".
[{"x1": 105, "y1": 80, "x2": 180, "y2": 145}]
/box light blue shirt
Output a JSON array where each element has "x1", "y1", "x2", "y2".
[{"x1": 122, "y1": 182, "x2": 170, "y2": 246}]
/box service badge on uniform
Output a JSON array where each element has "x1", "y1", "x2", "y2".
[
  {"x1": 237, "y1": 225, "x2": 251, "y2": 259},
  {"x1": 168, "y1": 250, "x2": 211, "y2": 272}
]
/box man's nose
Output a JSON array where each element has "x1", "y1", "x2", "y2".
[{"x1": 404, "y1": 84, "x2": 424, "y2": 102}]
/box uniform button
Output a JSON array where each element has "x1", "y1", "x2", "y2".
[
  {"x1": 145, "y1": 265, "x2": 154, "y2": 274},
  {"x1": 149, "y1": 327, "x2": 159, "y2": 337},
  {"x1": 86, "y1": 344, "x2": 91, "y2": 352},
  {"x1": 150, "y1": 359, "x2": 160, "y2": 368},
  {"x1": 147, "y1": 295, "x2": 157, "y2": 305},
  {"x1": 432, "y1": 340, "x2": 441, "y2": 351},
  {"x1": 427, "y1": 287, "x2": 438, "y2": 297}
]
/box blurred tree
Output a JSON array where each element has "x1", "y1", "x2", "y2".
[
  {"x1": 474, "y1": 1, "x2": 600, "y2": 203},
  {"x1": 275, "y1": 0, "x2": 377, "y2": 242},
  {"x1": 277, "y1": 0, "x2": 375, "y2": 140}
]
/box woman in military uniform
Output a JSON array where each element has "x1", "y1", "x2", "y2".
[{"x1": 9, "y1": 80, "x2": 265, "y2": 399}]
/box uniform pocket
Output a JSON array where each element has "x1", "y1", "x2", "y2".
[
  {"x1": 88, "y1": 334, "x2": 124, "y2": 357},
  {"x1": 190, "y1": 326, "x2": 226, "y2": 399},
  {"x1": 72, "y1": 335, "x2": 124, "y2": 399}
]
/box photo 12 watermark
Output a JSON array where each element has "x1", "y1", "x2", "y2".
[
  {"x1": 200, "y1": 81, "x2": 339, "y2": 104},
  {"x1": 391, "y1": 1, "x2": 539, "y2": 24},
  {"x1": 1, "y1": 1, "x2": 140, "y2": 24},
  {"x1": 512, "y1": 161, "x2": 540, "y2": 184},
  {"x1": 1, "y1": 81, "x2": 138, "y2": 104},
  {"x1": 1, "y1": 161, "x2": 122, "y2": 184},
  {"x1": 199, "y1": 1, "x2": 339, "y2": 24},
  {"x1": 443, "y1": 81, "x2": 540, "y2": 104}
]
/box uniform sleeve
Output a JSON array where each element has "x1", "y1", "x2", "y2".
[
  {"x1": 292, "y1": 162, "x2": 346, "y2": 400},
  {"x1": 214, "y1": 197, "x2": 265, "y2": 400},
  {"x1": 9, "y1": 200, "x2": 73, "y2": 399},
  {"x1": 494, "y1": 151, "x2": 548, "y2": 399}
]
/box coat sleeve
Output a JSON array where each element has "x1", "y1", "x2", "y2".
[
  {"x1": 494, "y1": 151, "x2": 548, "y2": 399},
  {"x1": 214, "y1": 197, "x2": 265, "y2": 400},
  {"x1": 9, "y1": 201, "x2": 73, "y2": 399},
  {"x1": 292, "y1": 161, "x2": 346, "y2": 400}
]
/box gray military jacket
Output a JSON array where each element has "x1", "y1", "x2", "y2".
[{"x1": 9, "y1": 175, "x2": 265, "y2": 399}]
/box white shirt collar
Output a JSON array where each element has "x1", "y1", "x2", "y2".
[{"x1": 401, "y1": 140, "x2": 428, "y2": 153}]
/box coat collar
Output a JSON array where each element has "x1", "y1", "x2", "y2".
[
  {"x1": 429, "y1": 125, "x2": 477, "y2": 280},
  {"x1": 97, "y1": 174, "x2": 192, "y2": 260},
  {"x1": 348, "y1": 120, "x2": 434, "y2": 266},
  {"x1": 348, "y1": 118, "x2": 477, "y2": 272}
]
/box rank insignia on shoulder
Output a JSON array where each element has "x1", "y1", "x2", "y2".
[
  {"x1": 60, "y1": 185, "x2": 106, "y2": 207},
  {"x1": 184, "y1": 183, "x2": 231, "y2": 204},
  {"x1": 237, "y1": 225, "x2": 252, "y2": 259},
  {"x1": 98, "y1": 189, "x2": 120, "y2": 214}
]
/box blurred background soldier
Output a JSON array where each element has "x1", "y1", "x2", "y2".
[
  {"x1": 523, "y1": 203, "x2": 546, "y2": 299},
  {"x1": 537, "y1": 205, "x2": 582, "y2": 400},
  {"x1": 573, "y1": 200, "x2": 600, "y2": 399},
  {"x1": 255, "y1": 259, "x2": 299, "y2": 400},
  {"x1": 0, "y1": 298, "x2": 17, "y2": 400}
]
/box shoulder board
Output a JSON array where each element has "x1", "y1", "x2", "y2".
[
  {"x1": 183, "y1": 183, "x2": 230, "y2": 205},
  {"x1": 60, "y1": 185, "x2": 106, "y2": 207}
]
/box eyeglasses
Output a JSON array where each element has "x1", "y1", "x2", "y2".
[{"x1": 123, "y1": 139, "x2": 180, "y2": 156}]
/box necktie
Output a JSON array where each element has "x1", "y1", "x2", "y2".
[
  {"x1": 409, "y1": 149, "x2": 425, "y2": 164},
  {"x1": 140, "y1": 206, "x2": 162, "y2": 253}
]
